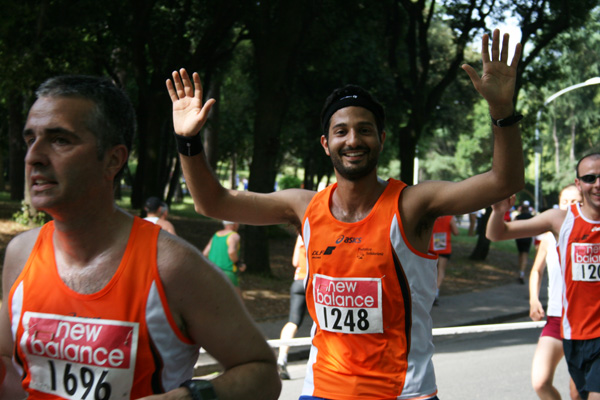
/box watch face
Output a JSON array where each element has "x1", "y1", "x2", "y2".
[{"x1": 182, "y1": 379, "x2": 218, "y2": 400}]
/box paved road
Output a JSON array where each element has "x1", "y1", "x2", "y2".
[{"x1": 278, "y1": 322, "x2": 573, "y2": 399}]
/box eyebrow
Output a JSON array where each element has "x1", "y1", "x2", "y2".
[
  {"x1": 331, "y1": 120, "x2": 376, "y2": 130},
  {"x1": 22, "y1": 127, "x2": 76, "y2": 139}
]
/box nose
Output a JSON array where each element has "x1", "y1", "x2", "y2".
[
  {"x1": 346, "y1": 128, "x2": 361, "y2": 147},
  {"x1": 24, "y1": 137, "x2": 49, "y2": 167}
]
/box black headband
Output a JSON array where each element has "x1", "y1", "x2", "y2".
[{"x1": 321, "y1": 94, "x2": 385, "y2": 134}]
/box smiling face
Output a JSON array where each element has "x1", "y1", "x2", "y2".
[
  {"x1": 321, "y1": 106, "x2": 385, "y2": 182},
  {"x1": 23, "y1": 96, "x2": 122, "y2": 215},
  {"x1": 575, "y1": 154, "x2": 600, "y2": 213}
]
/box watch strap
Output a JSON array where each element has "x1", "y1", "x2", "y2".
[
  {"x1": 491, "y1": 113, "x2": 523, "y2": 128},
  {"x1": 174, "y1": 132, "x2": 204, "y2": 156},
  {"x1": 180, "y1": 379, "x2": 218, "y2": 400}
]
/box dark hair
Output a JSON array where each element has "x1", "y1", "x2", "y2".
[
  {"x1": 36, "y1": 75, "x2": 136, "y2": 182},
  {"x1": 575, "y1": 152, "x2": 600, "y2": 177},
  {"x1": 144, "y1": 196, "x2": 163, "y2": 213},
  {"x1": 320, "y1": 84, "x2": 385, "y2": 137}
]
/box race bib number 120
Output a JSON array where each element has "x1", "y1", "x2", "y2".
[
  {"x1": 313, "y1": 274, "x2": 383, "y2": 334},
  {"x1": 571, "y1": 242, "x2": 600, "y2": 282},
  {"x1": 21, "y1": 312, "x2": 138, "y2": 399}
]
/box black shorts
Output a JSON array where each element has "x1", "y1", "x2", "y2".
[
  {"x1": 563, "y1": 337, "x2": 600, "y2": 399},
  {"x1": 516, "y1": 237, "x2": 532, "y2": 253},
  {"x1": 288, "y1": 279, "x2": 307, "y2": 326}
]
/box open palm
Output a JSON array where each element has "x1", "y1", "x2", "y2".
[
  {"x1": 462, "y1": 29, "x2": 522, "y2": 114},
  {"x1": 166, "y1": 69, "x2": 216, "y2": 137}
]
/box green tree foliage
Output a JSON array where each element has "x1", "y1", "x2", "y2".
[
  {"x1": 2, "y1": 0, "x2": 600, "y2": 270},
  {"x1": 531, "y1": 7, "x2": 600, "y2": 202}
]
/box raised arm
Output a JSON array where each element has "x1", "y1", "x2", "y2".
[
  {"x1": 403, "y1": 29, "x2": 524, "y2": 223},
  {"x1": 166, "y1": 69, "x2": 312, "y2": 228},
  {"x1": 486, "y1": 196, "x2": 564, "y2": 241}
]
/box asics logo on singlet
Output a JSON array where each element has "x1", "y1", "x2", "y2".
[
  {"x1": 592, "y1": 226, "x2": 600, "y2": 232},
  {"x1": 335, "y1": 235, "x2": 362, "y2": 244}
]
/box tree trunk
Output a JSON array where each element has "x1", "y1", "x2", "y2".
[
  {"x1": 398, "y1": 126, "x2": 417, "y2": 184},
  {"x1": 243, "y1": 0, "x2": 314, "y2": 276},
  {"x1": 245, "y1": 93, "x2": 286, "y2": 275},
  {"x1": 552, "y1": 117, "x2": 559, "y2": 175},
  {"x1": 8, "y1": 90, "x2": 26, "y2": 201},
  {"x1": 132, "y1": 86, "x2": 167, "y2": 208},
  {"x1": 569, "y1": 112, "x2": 576, "y2": 163},
  {"x1": 469, "y1": 207, "x2": 492, "y2": 260},
  {"x1": 204, "y1": 79, "x2": 221, "y2": 171},
  {"x1": 230, "y1": 153, "x2": 237, "y2": 190}
]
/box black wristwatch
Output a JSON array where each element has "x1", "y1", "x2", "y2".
[
  {"x1": 180, "y1": 379, "x2": 218, "y2": 400},
  {"x1": 491, "y1": 112, "x2": 523, "y2": 128}
]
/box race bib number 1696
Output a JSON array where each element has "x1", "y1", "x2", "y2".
[
  {"x1": 313, "y1": 274, "x2": 383, "y2": 334},
  {"x1": 21, "y1": 312, "x2": 138, "y2": 400}
]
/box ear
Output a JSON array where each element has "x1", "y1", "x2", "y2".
[
  {"x1": 380, "y1": 130, "x2": 386, "y2": 151},
  {"x1": 575, "y1": 178, "x2": 582, "y2": 193},
  {"x1": 320, "y1": 135, "x2": 331, "y2": 156},
  {"x1": 104, "y1": 144, "x2": 128, "y2": 181}
]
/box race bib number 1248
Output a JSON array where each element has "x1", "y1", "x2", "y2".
[{"x1": 313, "y1": 274, "x2": 383, "y2": 334}]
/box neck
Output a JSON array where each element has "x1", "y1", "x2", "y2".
[
  {"x1": 330, "y1": 174, "x2": 387, "y2": 223},
  {"x1": 581, "y1": 202, "x2": 600, "y2": 221},
  {"x1": 52, "y1": 205, "x2": 132, "y2": 266}
]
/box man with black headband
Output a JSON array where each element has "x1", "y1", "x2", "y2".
[
  {"x1": 487, "y1": 152, "x2": 600, "y2": 400},
  {"x1": 167, "y1": 28, "x2": 523, "y2": 400}
]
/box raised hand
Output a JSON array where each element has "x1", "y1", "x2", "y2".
[
  {"x1": 462, "y1": 29, "x2": 522, "y2": 118},
  {"x1": 166, "y1": 68, "x2": 216, "y2": 137},
  {"x1": 491, "y1": 194, "x2": 516, "y2": 214}
]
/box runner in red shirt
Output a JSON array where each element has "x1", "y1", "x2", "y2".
[{"x1": 487, "y1": 153, "x2": 600, "y2": 399}]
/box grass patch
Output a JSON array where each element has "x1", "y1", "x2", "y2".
[{"x1": 454, "y1": 226, "x2": 521, "y2": 255}]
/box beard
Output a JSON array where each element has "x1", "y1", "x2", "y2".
[{"x1": 329, "y1": 146, "x2": 379, "y2": 181}]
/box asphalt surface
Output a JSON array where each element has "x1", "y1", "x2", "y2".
[{"x1": 195, "y1": 273, "x2": 542, "y2": 377}]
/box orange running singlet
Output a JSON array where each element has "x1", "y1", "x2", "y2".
[
  {"x1": 302, "y1": 179, "x2": 438, "y2": 400},
  {"x1": 8, "y1": 217, "x2": 199, "y2": 399},
  {"x1": 557, "y1": 203, "x2": 600, "y2": 340}
]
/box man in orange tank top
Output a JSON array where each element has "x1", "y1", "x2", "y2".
[
  {"x1": 487, "y1": 153, "x2": 600, "y2": 400},
  {"x1": 168, "y1": 28, "x2": 524, "y2": 399},
  {"x1": 0, "y1": 75, "x2": 280, "y2": 399}
]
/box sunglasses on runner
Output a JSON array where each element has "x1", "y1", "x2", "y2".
[{"x1": 578, "y1": 174, "x2": 600, "y2": 184}]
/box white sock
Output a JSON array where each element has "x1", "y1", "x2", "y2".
[{"x1": 277, "y1": 353, "x2": 287, "y2": 366}]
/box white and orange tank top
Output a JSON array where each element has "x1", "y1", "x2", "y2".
[
  {"x1": 8, "y1": 217, "x2": 199, "y2": 399},
  {"x1": 542, "y1": 232, "x2": 563, "y2": 318},
  {"x1": 558, "y1": 203, "x2": 600, "y2": 340},
  {"x1": 301, "y1": 179, "x2": 438, "y2": 400}
]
